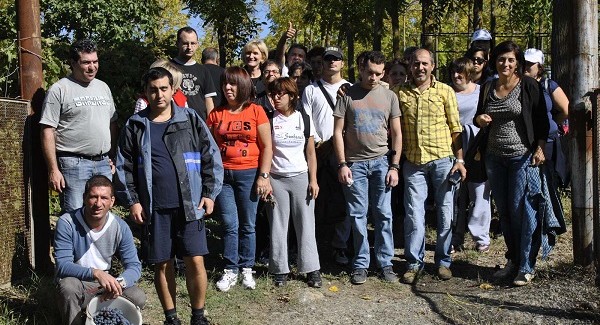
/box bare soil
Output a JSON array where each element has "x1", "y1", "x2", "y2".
[{"x1": 134, "y1": 222, "x2": 600, "y2": 325}]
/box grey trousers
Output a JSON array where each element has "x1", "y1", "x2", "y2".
[
  {"x1": 56, "y1": 277, "x2": 146, "y2": 325},
  {"x1": 454, "y1": 181, "x2": 492, "y2": 246},
  {"x1": 268, "y1": 173, "x2": 320, "y2": 274}
]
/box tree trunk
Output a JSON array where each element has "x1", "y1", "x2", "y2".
[
  {"x1": 472, "y1": 0, "x2": 483, "y2": 31},
  {"x1": 420, "y1": 0, "x2": 435, "y2": 50},
  {"x1": 218, "y1": 25, "x2": 227, "y2": 67},
  {"x1": 554, "y1": 0, "x2": 599, "y2": 268},
  {"x1": 373, "y1": 0, "x2": 384, "y2": 51},
  {"x1": 388, "y1": 0, "x2": 400, "y2": 58}
]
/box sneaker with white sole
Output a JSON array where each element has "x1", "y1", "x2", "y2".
[
  {"x1": 241, "y1": 268, "x2": 256, "y2": 289},
  {"x1": 513, "y1": 271, "x2": 535, "y2": 286},
  {"x1": 216, "y1": 269, "x2": 238, "y2": 292},
  {"x1": 493, "y1": 260, "x2": 516, "y2": 279}
]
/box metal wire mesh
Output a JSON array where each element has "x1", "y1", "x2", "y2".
[{"x1": 0, "y1": 98, "x2": 31, "y2": 285}]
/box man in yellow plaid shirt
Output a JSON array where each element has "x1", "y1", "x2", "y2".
[{"x1": 395, "y1": 49, "x2": 465, "y2": 284}]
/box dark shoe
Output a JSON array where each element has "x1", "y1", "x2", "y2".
[
  {"x1": 493, "y1": 260, "x2": 516, "y2": 279},
  {"x1": 438, "y1": 266, "x2": 452, "y2": 280},
  {"x1": 307, "y1": 270, "x2": 322, "y2": 288},
  {"x1": 273, "y1": 273, "x2": 288, "y2": 287},
  {"x1": 401, "y1": 268, "x2": 421, "y2": 284},
  {"x1": 191, "y1": 314, "x2": 210, "y2": 325},
  {"x1": 379, "y1": 266, "x2": 398, "y2": 282},
  {"x1": 350, "y1": 268, "x2": 368, "y2": 285},
  {"x1": 333, "y1": 249, "x2": 349, "y2": 265},
  {"x1": 164, "y1": 316, "x2": 182, "y2": 325}
]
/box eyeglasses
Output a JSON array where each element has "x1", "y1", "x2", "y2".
[
  {"x1": 471, "y1": 57, "x2": 486, "y2": 65},
  {"x1": 270, "y1": 92, "x2": 288, "y2": 99},
  {"x1": 263, "y1": 69, "x2": 280, "y2": 75}
]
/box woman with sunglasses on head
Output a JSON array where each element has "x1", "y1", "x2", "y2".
[
  {"x1": 207, "y1": 66, "x2": 273, "y2": 292},
  {"x1": 266, "y1": 77, "x2": 321, "y2": 288},
  {"x1": 465, "y1": 46, "x2": 492, "y2": 85}
]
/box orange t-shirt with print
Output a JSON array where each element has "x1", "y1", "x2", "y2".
[{"x1": 207, "y1": 102, "x2": 269, "y2": 170}]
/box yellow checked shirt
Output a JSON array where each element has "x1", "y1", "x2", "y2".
[{"x1": 395, "y1": 77, "x2": 462, "y2": 165}]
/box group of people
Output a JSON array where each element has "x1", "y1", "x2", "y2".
[{"x1": 41, "y1": 25, "x2": 568, "y2": 325}]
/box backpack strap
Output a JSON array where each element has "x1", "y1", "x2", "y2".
[{"x1": 317, "y1": 80, "x2": 336, "y2": 110}]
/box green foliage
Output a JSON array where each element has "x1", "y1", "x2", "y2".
[
  {"x1": 186, "y1": 0, "x2": 265, "y2": 64},
  {"x1": 40, "y1": 0, "x2": 162, "y2": 44}
]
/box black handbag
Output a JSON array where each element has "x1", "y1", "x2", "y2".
[
  {"x1": 464, "y1": 127, "x2": 488, "y2": 182},
  {"x1": 464, "y1": 82, "x2": 492, "y2": 183}
]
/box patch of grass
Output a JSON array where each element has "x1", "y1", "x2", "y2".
[{"x1": 0, "y1": 273, "x2": 61, "y2": 324}]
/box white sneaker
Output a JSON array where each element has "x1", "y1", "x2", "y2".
[
  {"x1": 513, "y1": 271, "x2": 535, "y2": 286},
  {"x1": 241, "y1": 268, "x2": 256, "y2": 290},
  {"x1": 216, "y1": 269, "x2": 238, "y2": 292},
  {"x1": 493, "y1": 260, "x2": 516, "y2": 279}
]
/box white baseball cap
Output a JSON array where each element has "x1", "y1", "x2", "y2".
[
  {"x1": 524, "y1": 48, "x2": 544, "y2": 65},
  {"x1": 471, "y1": 29, "x2": 492, "y2": 42}
]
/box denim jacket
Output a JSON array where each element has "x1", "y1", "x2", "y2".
[{"x1": 115, "y1": 104, "x2": 223, "y2": 222}]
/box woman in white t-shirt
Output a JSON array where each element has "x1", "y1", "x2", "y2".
[{"x1": 267, "y1": 77, "x2": 321, "y2": 288}]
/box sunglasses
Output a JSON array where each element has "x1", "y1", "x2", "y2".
[{"x1": 471, "y1": 57, "x2": 486, "y2": 65}]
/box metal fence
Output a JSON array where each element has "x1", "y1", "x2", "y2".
[{"x1": 0, "y1": 98, "x2": 32, "y2": 285}]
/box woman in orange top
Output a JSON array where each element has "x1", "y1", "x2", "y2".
[{"x1": 207, "y1": 67, "x2": 273, "y2": 292}]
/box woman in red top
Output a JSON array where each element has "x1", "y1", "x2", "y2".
[{"x1": 207, "y1": 67, "x2": 273, "y2": 292}]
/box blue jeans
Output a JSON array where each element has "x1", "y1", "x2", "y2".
[
  {"x1": 342, "y1": 156, "x2": 394, "y2": 270},
  {"x1": 403, "y1": 157, "x2": 454, "y2": 269},
  {"x1": 58, "y1": 156, "x2": 112, "y2": 213},
  {"x1": 486, "y1": 153, "x2": 540, "y2": 274},
  {"x1": 216, "y1": 168, "x2": 259, "y2": 271}
]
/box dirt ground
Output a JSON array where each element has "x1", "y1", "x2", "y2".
[{"x1": 134, "y1": 221, "x2": 600, "y2": 325}]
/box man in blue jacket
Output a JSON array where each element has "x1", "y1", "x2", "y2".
[
  {"x1": 115, "y1": 67, "x2": 223, "y2": 325},
  {"x1": 54, "y1": 175, "x2": 145, "y2": 325}
]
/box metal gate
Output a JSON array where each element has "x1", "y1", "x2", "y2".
[{"x1": 0, "y1": 98, "x2": 32, "y2": 285}]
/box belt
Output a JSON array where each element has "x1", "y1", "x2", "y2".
[{"x1": 56, "y1": 152, "x2": 108, "y2": 161}]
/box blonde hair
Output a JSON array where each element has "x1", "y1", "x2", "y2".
[
  {"x1": 150, "y1": 58, "x2": 183, "y2": 90},
  {"x1": 242, "y1": 40, "x2": 268, "y2": 65}
]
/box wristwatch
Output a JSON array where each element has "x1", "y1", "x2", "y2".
[
  {"x1": 259, "y1": 172, "x2": 270, "y2": 179},
  {"x1": 456, "y1": 159, "x2": 465, "y2": 164}
]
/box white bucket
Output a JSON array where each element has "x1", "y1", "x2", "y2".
[{"x1": 85, "y1": 296, "x2": 142, "y2": 325}]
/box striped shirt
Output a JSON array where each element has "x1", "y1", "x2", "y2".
[{"x1": 395, "y1": 77, "x2": 462, "y2": 164}]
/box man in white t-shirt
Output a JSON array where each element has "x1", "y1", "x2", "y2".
[{"x1": 302, "y1": 46, "x2": 352, "y2": 265}]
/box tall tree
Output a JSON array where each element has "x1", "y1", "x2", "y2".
[
  {"x1": 41, "y1": 0, "x2": 161, "y2": 44},
  {"x1": 186, "y1": 0, "x2": 263, "y2": 66}
]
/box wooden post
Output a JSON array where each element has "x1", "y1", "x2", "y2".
[
  {"x1": 553, "y1": 0, "x2": 599, "y2": 267},
  {"x1": 17, "y1": 0, "x2": 53, "y2": 274}
]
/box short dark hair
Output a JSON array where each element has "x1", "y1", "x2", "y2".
[
  {"x1": 268, "y1": 77, "x2": 299, "y2": 109},
  {"x1": 307, "y1": 46, "x2": 326, "y2": 61},
  {"x1": 142, "y1": 67, "x2": 174, "y2": 90},
  {"x1": 69, "y1": 39, "x2": 97, "y2": 62},
  {"x1": 84, "y1": 175, "x2": 113, "y2": 197},
  {"x1": 356, "y1": 51, "x2": 370, "y2": 68},
  {"x1": 176, "y1": 26, "x2": 198, "y2": 43},
  {"x1": 360, "y1": 51, "x2": 386, "y2": 69},
  {"x1": 287, "y1": 44, "x2": 307, "y2": 58},
  {"x1": 221, "y1": 66, "x2": 254, "y2": 106},
  {"x1": 490, "y1": 40, "x2": 525, "y2": 76},
  {"x1": 201, "y1": 47, "x2": 219, "y2": 63},
  {"x1": 262, "y1": 59, "x2": 281, "y2": 75}
]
